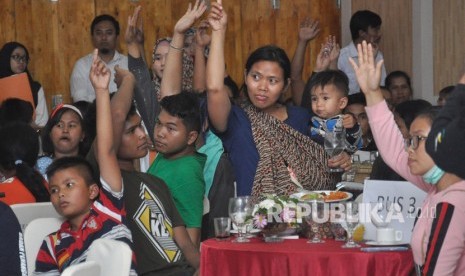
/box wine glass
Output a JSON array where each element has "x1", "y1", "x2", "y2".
[
  {"x1": 229, "y1": 196, "x2": 253, "y2": 243},
  {"x1": 342, "y1": 201, "x2": 361, "y2": 248},
  {"x1": 370, "y1": 202, "x2": 390, "y2": 229},
  {"x1": 324, "y1": 130, "x2": 346, "y2": 172},
  {"x1": 305, "y1": 200, "x2": 326, "y2": 243}
]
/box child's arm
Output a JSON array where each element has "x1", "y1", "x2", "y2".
[
  {"x1": 90, "y1": 49, "x2": 122, "y2": 192},
  {"x1": 291, "y1": 17, "x2": 320, "y2": 106},
  {"x1": 125, "y1": 6, "x2": 145, "y2": 62},
  {"x1": 193, "y1": 20, "x2": 210, "y2": 93},
  {"x1": 173, "y1": 226, "x2": 200, "y2": 273},
  {"x1": 111, "y1": 67, "x2": 136, "y2": 154},
  {"x1": 206, "y1": 0, "x2": 231, "y2": 133},
  {"x1": 160, "y1": 0, "x2": 207, "y2": 99},
  {"x1": 125, "y1": 6, "x2": 159, "y2": 143},
  {"x1": 340, "y1": 114, "x2": 362, "y2": 153}
]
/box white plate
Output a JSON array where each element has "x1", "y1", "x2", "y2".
[
  {"x1": 230, "y1": 229, "x2": 261, "y2": 234},
  {"x1": 365, "y1": 241, "x2": 409, "y2": 246},
  {"x1": 290, "y1": 190, "x2": 353, "y2": 203}
]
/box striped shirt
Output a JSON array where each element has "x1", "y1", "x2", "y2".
[{"x1": 34, "y1": 178, "x2": 137, "y2": 275}]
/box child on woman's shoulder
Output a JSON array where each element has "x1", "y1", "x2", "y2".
[{"x1": 309, "y1": 70, "x2": 362, "y2": 153}]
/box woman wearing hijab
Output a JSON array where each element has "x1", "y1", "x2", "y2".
[{"x1": 0, "y1": 42, "x2": 49, "y2": 127}]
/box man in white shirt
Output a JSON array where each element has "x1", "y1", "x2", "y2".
[
  {"x1": 338, "y1": 10, "x2": 386, "y2": 95},
  {"x1": 70, "y1": 14, "x2": 128, "y2": 103}
]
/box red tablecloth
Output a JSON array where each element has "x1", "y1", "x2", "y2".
[{"x1": 201, "y1": 238, "x2": 414, "y2": 276}]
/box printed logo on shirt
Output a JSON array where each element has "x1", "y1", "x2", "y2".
[{"x1": 134, "y1": 183, "x2": 181, "y2": 263}]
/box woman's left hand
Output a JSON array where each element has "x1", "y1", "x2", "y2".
[{"x1": 328, "y1": 151, "x2": 352, "y2": 171}]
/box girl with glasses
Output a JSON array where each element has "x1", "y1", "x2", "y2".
[
  {"x1": 0, "y1": 42, "x2": 49, "y2": 128},
  {"x1": 351, "y1": 41, "x2": 465, "y2": 276}
]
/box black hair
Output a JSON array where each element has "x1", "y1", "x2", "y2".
[
  {"x1": 0, "y1": 122, "x2": 49, "y2": 202},
  {"x1": 224, "y1": 75, "x2": 240, "y2": 99},
  {"x1": 347, "y1": 92, "x2": 367, "y2": 106},
  {"x1": 438, "y1": 85, "x2": 455, "y2": 98},
  {"x1": 0, "y1": 42, "x2": 40, "y2": 105},
  {"x1": 73, "y1": 101, "x2": 91, "y2": 118},
  {"x1": 46, "y1": 156, "x2": 98, "y2": 187},
  {"x1": 91, "y1": 14, "x2": 120, "y2": 36},
  {"x1": 159, "y1": 91, "x2": 201, "y2": 133},
  {"x1": 41, "y1": 105, "x2": 89, "y2": 157},
  {"x1": 308, "y1": 70, "x2": 349, "y2": 97},
  {"x1": 350, "y1": 10, "x2": 382, "y2": 41},
  {"x1": 395, "y1": 99, "x2": 432, "y2": 130},
  {"x1": 242, "y1": 45, "x2": 291, "y2": 99},
  {"x1": 415, "y1": 107, "x2": 439, "y2": 125},
  {"x1": 0, "y1": 98, "x2": 34, "y2": 126},
  {"x1": 385, "y1": 71, "x2": 412, "y2": 91}
]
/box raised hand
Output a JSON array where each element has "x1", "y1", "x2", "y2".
[
  {"x1": 327, "y1": 36, "x2": 340, "y2": 63},
  {"x1": 298, "y1": 17, "x2": 320, "y2": 42},
  {"x1": 113, "y1": 65, "x2": 135, "y2": 88},
  {"x1": 90, "y1": 49, "x2": 110, "y2": 92},
  {"x1": 125, "y1": 6, "x2": 144, "y2": 45},
  {"x1": 348, "y1": 41, "x2": 384, "y2": 96},
  {"x1": 195, "y1": 20, "x2": 211, "y2": 48},
  {"x1": 174, "y1": 0, "x2": 207, "y2": 35},
  {"x1": 314, "y1": 43, "x2": 331, "y2": 72},
  {"x1": 208, "y1": 0, "x2": 227, "y2": 31}
]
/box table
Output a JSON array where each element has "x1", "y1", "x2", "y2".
[{"x1": 200, "y1": 238, "x2": 414, "y2": 276}]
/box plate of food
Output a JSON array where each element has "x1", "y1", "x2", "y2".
[{"x1": 291, "y1": 190, "x2": 353, "y2": 203}]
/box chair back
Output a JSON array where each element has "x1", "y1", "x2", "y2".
[
  {"x1": 87, "y1": 239, "x2": 132, "y2": 276},
  {"x1": 24, "y1": 217, "x2": 64, "y2": 275},
  {"x1": 11, "y1": 202, "x2": 62, "y2": 232},
  {"x1": 61, "y1": 260, "x2": 100, "y2": 276}
]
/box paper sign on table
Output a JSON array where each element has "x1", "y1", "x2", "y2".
[{"x1": 361, "y1": 180, "x2": 426, "y2": 244}]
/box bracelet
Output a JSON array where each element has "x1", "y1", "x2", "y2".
[{"x1": 169, "y1": 43, "x2": 183, "y2": 51}]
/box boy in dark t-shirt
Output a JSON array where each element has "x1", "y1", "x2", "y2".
[{"x1": 90, "y1": 61, "x2": 200, "y2": 275}]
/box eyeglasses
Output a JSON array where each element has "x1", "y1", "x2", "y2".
[
  {"x1": 10, "y1": 54, "x2": 28, "y2": 64},
  {"x1": 404, "y1": 136, "x2": 427, "y2": 150}
]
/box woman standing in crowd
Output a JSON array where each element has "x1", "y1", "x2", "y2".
[
  {"x1": 0, "y1": 42, "x2": 49, "y2": 128},
  {"x1": 206, "y1": 1, "x2": 351, "y2": 197},
  {"x1": 351, "y1": 41, "x2": 465, "y2": 275}
]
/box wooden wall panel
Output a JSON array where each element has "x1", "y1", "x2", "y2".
[
  {"x1": 0, "y1": 0, "x2": 15, "y2": 42},
  {"x1": 309, "y1": 0, "x2": 341, "y2": 77},
  {"x1": 239, "y1": 0, "x2": 340, "y2": 98},
  {"x1": 0, "y1": 0, "x2": 339, "y2": 109},
  {"x1": 351, "y1": 0, "x2": 412, "y2": 79},
  {"x1": 433, "y1": 0, "x2": 465, "y2": 94},
  {"x1": 222, "y1": 0, "x2": 243, "y2": 86}
]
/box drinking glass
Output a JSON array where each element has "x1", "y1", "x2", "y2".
[
  {"x1": 324, "y1": 131, "x2": 346, "y2": 172},
  {"x1": 342, "y1": 201, "x2": 360, "y2": 248},
  {"x1": 305, "y1": 200, "x2": 326, "y2": 243},
  {"x1": 229, "y1": 196, "x2": 253, "y2": 243},
  {"x1": 330, "y1": 222, "x2": 346, "y2": 241},
  {"x1": 370, "y1": 202, "x2": 390, "y2": 229}
]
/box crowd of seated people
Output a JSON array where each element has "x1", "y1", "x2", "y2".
[{"x1": 1, "y1": 1, "x2": 464, "y2": 275}]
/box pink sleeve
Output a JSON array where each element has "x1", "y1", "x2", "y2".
[
  {"x1": 365, "y1": 100, "x2": 429, "y2": 191},
  {"x1": 422, "y1": 196, "x2": 465, "y2": 275}
]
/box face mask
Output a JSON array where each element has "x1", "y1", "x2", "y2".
[{"x1": 422, "y1": 165, "x2": 445, "y2": 185}]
